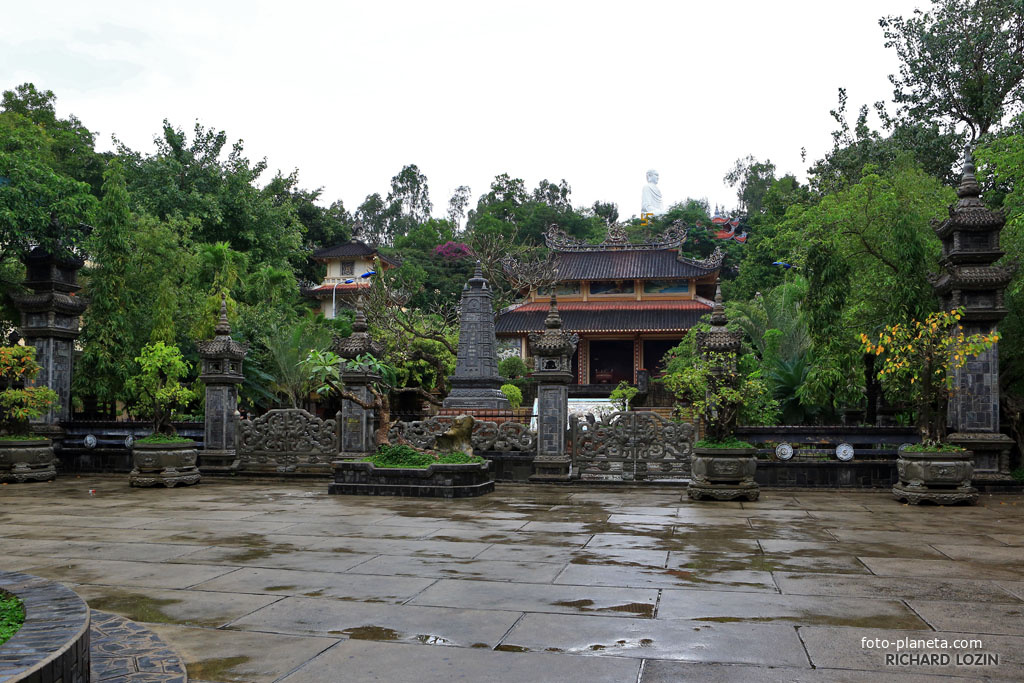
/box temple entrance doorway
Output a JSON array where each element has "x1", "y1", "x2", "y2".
[
  {"x1": 589, "y1": 339, "x2": 634, "y2": 385},
  {"x1": 642, "y1": 339, "x2": 680, "y2": 377}
]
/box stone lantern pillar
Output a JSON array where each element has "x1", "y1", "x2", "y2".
[
  {"x1": 930, "y1": 150, "x2": 1017, "y2": 477},
  {"x1": 528, "y1": 294, "x2": 578, "y2": 481},
  {"x1": 10, "y1": 248, "x2": 87, "y2": 433},
  {"x1": 443, "y1": 263, "x2": 511, "y2": 410},
  {"x1": 197, "y1": 294, "x2": 248, "y2": 472},
  {"x1": 334, "y1": 303, "x2": 383, "y2": 459}
]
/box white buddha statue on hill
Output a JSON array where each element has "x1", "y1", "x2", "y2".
[{"x1": 641, "y1": 169, "x2": 664, "y2": 216}]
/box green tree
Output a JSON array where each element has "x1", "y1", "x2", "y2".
[
  {"x1": 881, "y1": 0, "x2": 1024, "y2": 140},
  {"x1": 125, "y1": 342, "x2": 197, "y2": 435},
  {"x1": 75, "y1": 159, "x2": 137, "y2": 406}
]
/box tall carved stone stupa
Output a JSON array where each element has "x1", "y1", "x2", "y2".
[
  {"x1": 443, "y1": 263, "x2": 510, "y2": 410},
  {"x1": 930, "y1": 149, "x2": 1016, "y2": 476},
  {"x1": 197, "y1": 293, "x2": 248, "y2": 472}
]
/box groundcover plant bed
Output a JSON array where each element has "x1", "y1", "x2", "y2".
[
  {"x1": 0, "y1": 590, "x2": 25, "y2": 646},
  {"x1": 363, "y1": 444, "x2": 485, "y2": 468}
]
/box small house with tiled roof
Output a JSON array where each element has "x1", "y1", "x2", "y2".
[
  {"x1": 496, "y1": 223, "x2": 722, "y2": 390},
  {"x1": 307, "y1": 233, "x2": 400, "y2": 318}
]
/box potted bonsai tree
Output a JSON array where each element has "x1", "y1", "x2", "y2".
[
  {"x1": 126, "y1": 342, "x2": 200, "y2": 487},
  {"x1": 861, "y1": 308, "x2": 999, "y2": 504},
  {"x1": 0, "y1": 346, "x2": 59, "y2": 483},
  {"x1": 661, "y1": 282, "x2": 778, "y2": 501}
]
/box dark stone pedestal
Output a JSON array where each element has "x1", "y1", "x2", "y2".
[
  {"x1": 130, "y1": 442, "x2": 201, "y2": 488},
  {"x1": 330, "y1": 461, "x2": 494, "y2": 498},
  {"x1": 0, "y1": 439, "x2": 56, "y2": 483},
  {"x1": 531, "y1": 381, "x2": 571, "y2": 482},
  {"x1": 892, "y1": 449, "x2": 977, "y2": 505},
  {"x1": 688, "y1": 447, "x2": 760, "y2": 501},
  {"x1": 338, "y1": 371, "x2": 378, "y2": 460}
]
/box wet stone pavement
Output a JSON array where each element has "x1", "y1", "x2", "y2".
[{"x1": 1, "y1": 476, "x2": 1023, "y2": 682}]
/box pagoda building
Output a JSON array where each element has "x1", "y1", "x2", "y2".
[
  {"x1": 306, "y1": 225, "x2": 400, "y2": 319},
  {"x1": 496, "y1": 223, "x2": 723, "y2": 392}
]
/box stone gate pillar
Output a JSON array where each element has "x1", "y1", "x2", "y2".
[
  {"x1": 11, "y1": 248, "x2": 87, "y2": 432},
  {"x1": 528, "y1": 294, "x2": 578, "y2": 481},
  {"x1": 443, "y1": 263, "x2": 511, "y2": 410},
  {"x1": 334, "y1": 304, "x2": 382, "y2": 459},
  {"x1": 197, "y1": 294, "x2": 248, "y2": 472},
  {"x1": 930, "y1": 151, "x2": 1016, "y2": 477}
]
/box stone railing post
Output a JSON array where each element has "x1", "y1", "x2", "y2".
[
  {"x1": 11, "y1": 248, "x2": 87, "y2": 435},
  {"x1": 528, "y1": 294, "x2": 578, "y2": 481},
  {"x1": 930, "y1": 149, "x2": 1016, "y2": 477},
  {"x1": 334, "y1": 302, "x2": 382, "y2": 461},
  {"x1": 197, "y1": 293, "x2": 248, "y2": 472}
]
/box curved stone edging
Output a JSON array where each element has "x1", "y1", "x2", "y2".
[
  {"x1": 90, "y1": 611, "x2": 186, "y2": 681},
  {"x1": 0, "y1": 570, "x2": 90, "y2": 682}
]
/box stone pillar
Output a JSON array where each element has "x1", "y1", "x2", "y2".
[
  {"x1": 930, "y1": 151, "x2": 1016, "y2": 477},
  {"x1": 528, "y1": 294, "x2": 578, "y2": 481},
  {"x1": 443, "y1": 263, "x2": 511, "y2": 410},
  {"x1": 334, "y1": 304, "x2": 382, "y2": 460},
  {"x1": 10, "y1": 248, "x2": 87, "y2": 433},
  {"x1": 197, "y1": 294, "x2": 248, "y2": 472}
]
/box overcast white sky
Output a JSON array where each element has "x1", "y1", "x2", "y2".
[{"x1": 2, "y1": 0, "x2": 925, "y2": 220}]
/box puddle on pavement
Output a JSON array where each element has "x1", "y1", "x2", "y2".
[
  {"x1": 416, "y1": 634, "x2": 455, "y2": 645},
  {"x1": 341, "y1": 625, "x2": 401, "y2": 641},
  {"x1": 495, "y1": 644, "x2": 531, "y2": 652},
  {"x1": 552, "y1": 599, "x2": 655, "y2": 618},
  {"x1": 263, "y1": 585, "x2": 296, "y2": 592},
  {"x1": 188, "y1": 655, "x2": 252, "y2": 682},
  {"x1": 87, "y1": 594, "x2": 183, "y2": 624}
]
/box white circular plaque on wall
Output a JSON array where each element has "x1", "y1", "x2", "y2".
[
  {"x1": 835, "y1": 443, "x2": 855, "y2": 461},
  {"x1": 775, "y1": 443, "x2": 794, "y2": 461}
]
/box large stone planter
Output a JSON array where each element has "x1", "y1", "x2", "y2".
[
  {"x1": 893, "y1": 448, "x2": 977, "y2": 505},
  {"x1": 0, "y1": 570, "x2": 90, "y2": 682},
  {"x1": 130, "y1": 440, "x2": 201, "y2": 488},
  {"x1": 688, "y1": 447, "x2": 759, "y2": 501},
  {"x1": 0, "y1": 438, "x2": 56, "y2": 483},
  {"x1": 329, "y1": 460, "x2": 494, "y2": 498}
]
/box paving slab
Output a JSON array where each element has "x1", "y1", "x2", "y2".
[
  {"x1": 774, "y1": 571, "x2": 1024, "y2": 603},
  {"x1": 347, "y1": 554, "x2": 566, "y2": 583},
  {"x1": 73, "y1": 584, "x2": 281, "y2": 628},
  {"x1": 800, "y1": 625, "x2": 1024, "y2": 679},
  {"x1": 669, "y1": 549, "x2": 870, "y2": 574},
  {"x1": 501, "y1": 612, "x2": 808, "y2": 665},
  {"x1": 409, "y1": 577, "x2": 659, "y2": 617},
  {"x1": 758, "y1": 539, "x2": 948, "y2": 559},
  {"x1": 555, "y1": 562, "x2": 779, "y2": 593},
  {"x1": 146, "y1": 623, "x2": 338, "y2": 683},
  {"x1": 25, "y1": 558, "x2": 239, "y2": 589},
  {"x1": 308, "y1": 535, "x2": 492, "y2": 557},
  {"x1": 639, "y1": 660, "x2": 976, "y2": 682},
  {"x1": 932, "y1": 545, "x2": 1024, "y2": 562},
  {"x1": 228, "y1": 595, "x2": 522, "y2": 647},
  {"x1": 277, "y1": 638, "x2": 642, "y2": 683},
  {"x1": 657, "y1": 588, "x2": 927, "y2": 629},
  {"x1": 474, "y1": 543, "x2": 668, "y2": 568},
  {"x1": 859, "y1": 557, "x2": 1024, "y2": 581},
  {"x1": 173, "y1": 547, "x2": 378, "y2": 572},
  {"x1": 908, "y1": 599, "x2": 1024, "y2": 636},
  {"x1": 191, "y1": 566, "x2": 436, "y2": 602}
]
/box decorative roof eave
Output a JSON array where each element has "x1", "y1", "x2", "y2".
[
  {"x1": 695, "y1": 278, "x2": 741, "y2": 353},
  {"x1": 9, "y1": 291, "x2": 87, "y2": 315},
  {"x1": 545, "y1": 221, "x2": 689, "y2": 252},
  {"x1": 527, "y1": 294, "x2": 579, "y2": 358},
  {"x1": 678, "y1": 245, "x2": 724, "y2": 272},
  {"x1": 197, "y1": 293, "x2": 248, "y2": 358},
  {"x1": 932, "y1": 150, "x2": 1006, "y2": 239},
  {"x1": 333, "y1": 304, "x2": 383, "y2": 359},
  {"x1": 928, "y1": 265, "x2": 1017, "y2": 294}
]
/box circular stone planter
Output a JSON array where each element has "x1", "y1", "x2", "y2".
[
  {"x1": 0, "y1": 570, "x2": 90, "y2": 682},
  {"x1": 893, "y1": 449, "x2": 977, "y2": 505},
  {"x1": 0, "y1": 439, "x2": 56, "y2": 483},
  {"x1": 329, "y1": 460, "x2": 494, "y2": 498},
  {"x1": 688, "y1": 447, "x2": 760, "y2": 501},
  {"x1": 130, "y1": 441, "x2": 201, "y2": 488}
]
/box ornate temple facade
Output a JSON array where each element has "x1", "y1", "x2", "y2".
[{"x1": 496, "y1": 224, "x2": 722, "y2": 393}]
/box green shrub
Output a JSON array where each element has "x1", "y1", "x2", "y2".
[
  {"x1": 363, "y1": 444, "x2": 485, "y2": 468},
  {"x1": 137, "y1": 434, "x2": 194, "y2": 444},
  {"x1": 499, "y1": 356, "x2": 528, "y2": 379},
  {"x1": 0, "y1": 591, "x2": 24, "y2": 646},
  {"x1": 500, "y1": 383, "x2": 523, "y2": 409},
  {"x1": 694, "y1": 438, "x2": 754, "y2": 449}
]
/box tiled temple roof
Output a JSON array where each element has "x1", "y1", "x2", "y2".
[
  {"x1": 496, "y1": 300, "x2": 710, "y2": 334},
  {"x1": 311, "y1": 240, "x2": 400, "y2": 267},
  {"x1": 553, "y1": 249, "x2": 721, "y2": 281}
]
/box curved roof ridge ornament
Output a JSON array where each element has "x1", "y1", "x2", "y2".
[
  {"x1": 545, "y1": 220, "x2": 690, "y2": 252},
  {"x1": 677, "y1": 245, "x2": 725, "y2": 270}
]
